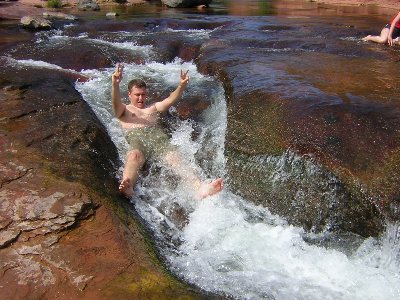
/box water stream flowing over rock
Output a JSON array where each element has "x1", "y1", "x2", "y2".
[{"x1": 1, "y1": 1, "x2": 400, "y2": 299}]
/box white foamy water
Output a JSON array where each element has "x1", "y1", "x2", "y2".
[
  {"x1": 4, "y1": 57, "x2": 65, "y2": 70},
  {"x1": 8, "y1": 35, "x2": 400, "y2": 298},
  {"x1": 33, "y1": 28, "x2": 155, "y2": 63},
  {"x1": 0, "y1": 56, "x2": 86, "y2": 80}
]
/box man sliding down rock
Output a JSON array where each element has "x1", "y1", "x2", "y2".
[{"x1": 111, "y1": 64, "x2": 223, "y2": 199}]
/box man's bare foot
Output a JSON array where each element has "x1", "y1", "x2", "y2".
[
  {"x1": 198, "y1": 178, "x2": 224, "y2": 199},
  {"x1": 119, "y1": 178, "x2": 134, "y2": 198}
]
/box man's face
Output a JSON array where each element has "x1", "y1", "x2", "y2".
[{"x1": 128, "y1": 86, "x2": 147, "y2": 109}]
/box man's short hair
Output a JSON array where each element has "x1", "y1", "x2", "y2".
[{"x1": 128, "y1": 79, "x2": 147, "y2": 92}]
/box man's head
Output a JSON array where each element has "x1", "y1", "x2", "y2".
[{"x1": 128, "y1": 79, "x2": 147, "y2": 109}]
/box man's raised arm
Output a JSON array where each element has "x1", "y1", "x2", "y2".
[
  {"x1": 155, "y1": 70, "x2": 189, "y2": 114},
  {"x1": 112, "y1": 63, "x2": 126, "y2": 118}
]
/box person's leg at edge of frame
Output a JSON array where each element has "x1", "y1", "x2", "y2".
[{"x1": 363, "y1": 27, "x2": 390, "y2": 43}]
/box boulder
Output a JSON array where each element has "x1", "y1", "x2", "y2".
[
  {"x1": 77, "y1": 0, "x2": 101, "y2": 11},
  {"x1": 20, "y1": 15, "x2": 53, "y2": 30},
  {"x1": 161, "y1": 0, "x2": 212, "y2": 8}
]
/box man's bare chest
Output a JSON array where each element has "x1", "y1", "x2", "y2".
[{"x1": 120, "y1": 106, "x2": 158, "y2": 128}]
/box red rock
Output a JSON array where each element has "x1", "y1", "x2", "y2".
[{"x1": 0, "y1": 65, "x2": 203, "y2": 299}]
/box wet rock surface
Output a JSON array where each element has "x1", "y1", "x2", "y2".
[
  {"x1": 0, "y1": 65, "x2": 204, "y2": 298},
  {"x1": 196, "y1": 15, "x2": 400, "y2": 237}
]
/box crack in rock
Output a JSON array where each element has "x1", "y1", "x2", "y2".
[
  {"x1": 0, "y1": 168, "x2": 32, "y2": 189},
  {"x1": 0, "y1": 229, "x2": 21, "y2": 249}
]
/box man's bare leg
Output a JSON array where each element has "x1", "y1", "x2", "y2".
[
  {"x1": 163, "y1": 151, "x2": 224, "y2": 199},
  {"x1": 362, "y1": 28, "x2": 389, "y2": 43},
  {"x1": 119, "y1": 149, "x2": 145, "y2": 198},
  {"x1": 197, "y1": 178, "x2": 224, "y2": 199}
]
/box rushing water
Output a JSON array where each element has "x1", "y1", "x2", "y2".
[
  {"x1": 2, "y1": 1, "x2": 400, "y2": 299},
  {"x1": 75, "y1": 59, "x2": 400, "y2": 300}
]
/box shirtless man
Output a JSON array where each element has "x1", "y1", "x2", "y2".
[{"x1": 111, "y1": 63, "x2": 223, "y2": 199}]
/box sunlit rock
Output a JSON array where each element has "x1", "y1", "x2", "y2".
[
  {"x1": 0, "y1": 229, "x2": 21, "y2": 249},
  {"x1": 20, "y1": 16, "x2": 53, "y2": 30},
  {"x1": 77, "y1": 0, "x2": 100, "y2": 11}
]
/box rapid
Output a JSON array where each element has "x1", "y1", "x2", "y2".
[
  {"x1": 77, "y1": 60, "x2": 399, "y2": 300},
  {"x1": 75, "y1": 38, "x2": 399, "y2": 300},
  {"x1": 2, "y1": 1, "x2": 400, "y2": 299}
]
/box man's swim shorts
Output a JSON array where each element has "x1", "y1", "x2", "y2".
[{"x1": 125, "y1": 127, "x2": 173, "y2": 159}]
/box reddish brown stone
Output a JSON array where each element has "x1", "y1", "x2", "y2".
[{"x1": 0, "y1": 67, "x2": 206, "y2": 299}]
